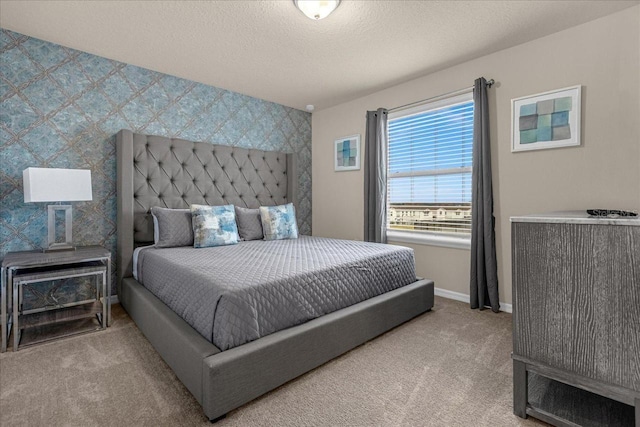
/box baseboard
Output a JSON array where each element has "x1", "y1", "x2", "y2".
[
  {"x1": 434, "y1": 287, "x2": 512, "y2": 313},
  {"x1": 109, "y1": 295, "x2": 120, "y2": 305}
]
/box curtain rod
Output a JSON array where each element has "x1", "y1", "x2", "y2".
[{"x1": 388, "y1": 78, "x2": 494, "y2": 113}]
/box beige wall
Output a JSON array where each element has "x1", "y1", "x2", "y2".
[{"x1": 311, "y1": 6, "x2": 640, "y2": 306}]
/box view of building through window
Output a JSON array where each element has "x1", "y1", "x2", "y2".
[
  {"x1": 387, "y1": 94, "x2": 474, "y2": 235},
  {"x1": 388, "y1": 203, "x2": 472, "y2": 234}
]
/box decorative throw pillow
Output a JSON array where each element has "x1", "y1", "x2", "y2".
[
  {"x1": 259, "y1": 203, "x2": 299, "y2": 241},
  {"x1": 235, "y1": 206, "x2": 264, "y2": 241},
  {"x1": 191, "y1": 204, "x2": 240, "y2": 248},
  {"x1": 151, "y1": 207, "x2": 193, "y2": 248}
]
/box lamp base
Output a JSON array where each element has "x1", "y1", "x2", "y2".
[{"x1": 47, "y1": 205, "x2": 75, "y2": 251}]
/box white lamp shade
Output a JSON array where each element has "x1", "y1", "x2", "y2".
[
  {"x1": 23, "y1": 168, "x2": 93, "y2": 203},
  {"x1": 294, "y1": 0, "x2": 340, "y2": 20}
]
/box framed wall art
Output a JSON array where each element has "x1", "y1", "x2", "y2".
[
  {"x1": 334, "y1": 134, "x2": 360, "y2": 171},
  {"x1": 511, "y1": 85, "x2": 581, "y2": 152}
]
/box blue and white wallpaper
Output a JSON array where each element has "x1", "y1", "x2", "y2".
[{"x1": 0, "y1": 29, "x2": 312, "y2": 293}]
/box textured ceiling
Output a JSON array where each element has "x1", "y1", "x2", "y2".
[{"x1": 1, "y1": 1, "x2": 637, "y2": 111}]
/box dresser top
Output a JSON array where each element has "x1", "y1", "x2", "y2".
[{"x1": 510, "y1": 210, "x2": 640, "y2": 226}]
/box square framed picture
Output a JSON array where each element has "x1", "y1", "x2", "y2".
[
  {"x1": 334, "y1": 134, "x2": 360, "y2": 171},
  {"x1": 511, "y1": 85, "x2": 581, "y2": 152}
]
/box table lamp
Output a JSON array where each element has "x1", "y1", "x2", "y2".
[{"x1": 23, "y1": 167, "x2": 93, "y2": 251}]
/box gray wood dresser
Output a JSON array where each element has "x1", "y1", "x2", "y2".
[{"x1": 511, "y1": 211, "x2": 640, "y2": 426}]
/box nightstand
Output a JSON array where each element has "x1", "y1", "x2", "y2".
[{"x1": 1, "y1": 246, "x2": 111, "y2": 352}]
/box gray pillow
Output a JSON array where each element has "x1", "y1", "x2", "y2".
[
  {"x1": 235, "y1": 206, "x2": 264, "y2": 241},
  {"x1": 151, "y1": 207, "x2": 194, "y2": 248}
]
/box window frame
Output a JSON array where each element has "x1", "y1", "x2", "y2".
[{"x1": 386, "y1": 91, "x2": 473, "y2": 250}]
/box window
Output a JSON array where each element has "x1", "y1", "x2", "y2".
[{"x1": 387, "y1": 92, "x2": 473, "y2": 248}]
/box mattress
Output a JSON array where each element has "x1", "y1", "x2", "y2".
[{"x1": 136, "y1": 236, "x2": 416, "y2": 350}]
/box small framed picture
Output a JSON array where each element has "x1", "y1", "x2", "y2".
[
  {"x1": 511, "y1": 85, "x2": 581, "y2": 152},
  {"x1": 334, "y1": 134, "x2": 361, "y2": 171}
]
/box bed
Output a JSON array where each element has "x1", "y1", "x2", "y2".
[{"x1": 116, "y1": 129, "x2": 434, "y2": 421}]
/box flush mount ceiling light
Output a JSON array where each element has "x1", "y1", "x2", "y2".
[{"x1": 293, "y1": 0, "x2": 341, "y2": 20}]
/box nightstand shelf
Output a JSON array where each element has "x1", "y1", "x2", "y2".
[
  {"x1": 20, "y1": 300, "x2": 103, "y2": 329},
  {"x1": 1, "y1": 246, "x2": 111, "y2": 352}
]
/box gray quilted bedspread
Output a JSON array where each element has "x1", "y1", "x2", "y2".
[{"x1": 137, "y1": 236, "x2": 416, "y2": 350}]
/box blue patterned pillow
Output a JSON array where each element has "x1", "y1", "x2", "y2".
[
  {"x1": 259, "y1": 203, "x2": 299, "y2": 241},
  {"x1": 191, "y1": 204, "x2": 240, "y2": 248}
]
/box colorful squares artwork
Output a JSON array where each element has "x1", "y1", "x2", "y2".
[
  {"x1": 518, "y1": 97, "x2": 571, "y2": 143},
  {"x1": 337, "y1": 139, "x2": 356, "y2": 167},
  {"x1": 334, "y1": 134, "x2": 360, "y2": 171},
  {"x1": 337, "y1": 139, "x2": 357, "y2": 166},
  {"x1": 512, "y1": 86, "x2": 581, "y2": 152}
]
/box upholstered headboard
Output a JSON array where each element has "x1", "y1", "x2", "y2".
[{"x1": 116, "y1": 129, "x2": 297, "y2": 289}]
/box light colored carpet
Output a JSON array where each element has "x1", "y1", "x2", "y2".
[{"x1": 0, "y1": 297, "x2": 547, "y2": 426}]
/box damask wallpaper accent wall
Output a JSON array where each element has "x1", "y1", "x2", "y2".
[{"x1": 0, "y1": 29, "x2": 312, "y2": 293}]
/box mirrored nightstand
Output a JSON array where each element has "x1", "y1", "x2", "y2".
[{"x1": 1, "y1": 246, "x2": 111, "y2": 352}]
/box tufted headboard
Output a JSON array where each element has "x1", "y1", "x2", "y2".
[{"x1": 116, "y1": 129, "x2": 297, "y2": 289}]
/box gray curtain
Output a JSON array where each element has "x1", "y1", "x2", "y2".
[
  {"x1": 364, "y1": 108, "x2": 388, "y2": 243},
  {"x1": 470, "y1": 77, "x2": 500, "y2": 312}
]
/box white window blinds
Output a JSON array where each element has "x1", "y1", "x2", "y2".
[{"x1": 387, "y1": 92, "x2": 474, "y2": 235}]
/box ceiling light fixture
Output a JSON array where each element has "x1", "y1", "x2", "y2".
[{"x1": 293, "y1": 0, "x2": 341, "y2": 20}]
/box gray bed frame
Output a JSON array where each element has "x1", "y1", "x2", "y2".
[{"x1": 116, "y1": 129, "x2": 434, "y2": 421}]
